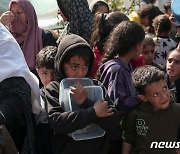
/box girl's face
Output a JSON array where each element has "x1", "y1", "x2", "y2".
[
  {"x1": 10, "y1": 2, "x2": 27, "y2": 23},
  {"x1": 166, "y1": 50, "x2": 180, "y2": 79},
  {"x1": 63, "y1": 55, "x2": 89, "y2": 78},
  {"x1": 95, "y1": 5, "x2": 109, "y2": 14},
  {"x1": 142, "y1": 45, "x2": 155, "y2": 65}
]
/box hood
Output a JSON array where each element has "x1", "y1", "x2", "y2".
[{"x1": 55, "y1": 34, "x2": 94, "y2": 81}]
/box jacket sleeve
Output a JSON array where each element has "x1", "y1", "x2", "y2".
[
  {"x1": 45, "y1": 81, "x2": 98, "y2": 134},
  {"x1": 108, "y1": 67, "x2": 140, "y2": 115}
]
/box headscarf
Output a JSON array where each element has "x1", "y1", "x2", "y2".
[
  {"x1": 57, "y1": 0, "x2": 93, "y2": 43},
  {"x1": 0, "y1": 22, "x2": 41, "y2": 115},
  {"x1": 9, "y1": 0, "x2": 43, "y2": 70}
]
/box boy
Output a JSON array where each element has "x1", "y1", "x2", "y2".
[
  {"x1": 44, "y1": 34, "x2": 119, "y2": 154},
  {"x1": 36, "y1": 46, "x2": 57, "y2": 154},
  {"x1": 142, "y1": 35, "x2": 165, "y2": 71},
  {"x1": 122, "y1": 65, "x2": 180, "y2": 154}
]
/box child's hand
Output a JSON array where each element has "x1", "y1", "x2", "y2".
[
  {"x1": 70, "y1": 83, "x2": 87, "y2": 105},
  {"x1": 94, "y1": 99, "x2": 114, "y2": 117}
]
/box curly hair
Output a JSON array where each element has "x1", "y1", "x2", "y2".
[
  {"x1": 132, "y1": 65, "x2": 165, "y2": 94},
  {"x1": 101, "y1": 21, "x2": 145, "y2": 64},
  {"x1": 36, "y1": 46, "x2": 57, "y2": 69}
]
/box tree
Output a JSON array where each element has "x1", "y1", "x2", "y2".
[{"x1": 105, "y1": 0, "x2": 141, "y2": 15}]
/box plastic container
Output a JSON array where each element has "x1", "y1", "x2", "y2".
[{"x1": 59, "y1": 78, "x2": 106, "y2": 141}]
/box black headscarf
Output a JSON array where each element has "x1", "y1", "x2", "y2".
[{"x1": 57, "y1": 0, "x2": 93, "y2": 43}]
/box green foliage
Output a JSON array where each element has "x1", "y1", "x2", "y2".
[{"x1": 105, "y1": 0, "x2": 141, "y2": 15}]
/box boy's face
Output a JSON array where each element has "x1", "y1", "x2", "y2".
[
  {"x1": 166, "y1": 51, "x2": 180, "y2": 79},
  {"x1": 37, "y1": 67, "x2": 55, "y2": 87},
  {"x1": 63, "y1": 55, "x2": 89, "y2": 78},
  {"x1": 139, "y1": 79, "x2": 170, "y2": 111},
  {"x1": 142, "y1": 45, "x2": 155, "y2": 65}
]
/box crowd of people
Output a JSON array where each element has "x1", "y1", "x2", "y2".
[{"x1": 0, "y1": 0, "x2": 180, "y2": 154}]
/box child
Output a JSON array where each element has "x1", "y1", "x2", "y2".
[
  {"x1": 89, "y1": 0, "x2": 110, "y2": 15},
  {"x1": 128, "y1": 4, "x2": 162, "y2": 33},
  {"x1": 98, "y1": 21, "x2": 145, "y2": 154},
  {"x1": 166, "y1": 48, "x2": 180, "y2": 103},
  {"x1": 36, "y1": 46, "x2": 57, "y2": 154},
  {"x1": 142, "y1": 34, "x2": 165, "y2": 71},
  {"x1": 122, "y1": 65, "x2": 180, "y2": 154},
  {"x1": 90, "y1": 11, "x2": 129, "y2": 77},
  {"x1": 153, "y1": 14, "x2": 177, "y2": 67},
  {"x1": 44, "y1": 34, "x2": 119, "y2": 154}
]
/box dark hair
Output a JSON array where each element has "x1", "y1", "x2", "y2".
[
  {"x1": 138, "y1": 4, "x2": 163, "y2": 33},
  {"x1": 90, "y1": 12, "x2": 129, "y2": 52},
  {"x1": 152, "y1": 14, "x2": 172, "y2": 36},
  {"x1": 91, "y1": 1, "x2": 109, "y2": 14},
  {"x1": 36, "y1": 46, "x2": 57, "y2": 69},
  {"x1": 132, "y1": 65, "x2": 165, "y2": 94},
  {"x1": 164, "y1": 4, "x2": 171, "y2": 12},
  {"x1": 167, "y1": 48, "x2": 180, "y2": 58},
  {"x1": 62, "y1": 47, "x2": 93, "y2": 64},
  {"x1": 144, "y1": 34, "x2": 155, "y2": 47},
  {"x1": 102, "y1": 21, "x2": 145, "y2": 63},
  {"x1": 62, "y1": 47, "x2": 94, "y2": 76}
]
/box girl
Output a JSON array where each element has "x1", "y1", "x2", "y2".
[
  {"x1": 166, "y1": 48, "x2": 180, "y2": 103},
  {"x1": 90, "y1": 11, "x2": 129, "y2": 77},
  {"x1": 98, "y1": 21, "x2": 145, "y2": 154},
  {"x1": 89, "y1": 0, "x2": 110, "y2": 15},
  {"x1": 153, "y1": 14, "x2": 177, "y2": 67},
  {"x1": 45, "y1": 34, "x2": 119, "y2": 154}
]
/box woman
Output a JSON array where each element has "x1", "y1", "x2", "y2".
[
  {"x1": 0, "y1": 0, "x2": 57, "y2": 72},
  {"x1": 0, "y1": 22, "x2": 41, "y2": 154},
  {"x1": 56, "y1": 0, "x2": 93, "y2": 43}
]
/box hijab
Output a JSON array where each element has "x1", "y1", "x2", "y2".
[
  {"x1": 9, "y1": 0, "x2": 43, "y2": 70},
  {"x1": 0, "y1": 22, "x2": 41, "y2": 115},
  {"x1": 57, "y1": 0, "x2": 93, "y2": 43}
]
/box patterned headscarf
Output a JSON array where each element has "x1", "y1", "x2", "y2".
[
  {"x1": 57, "y1": 0, "x2": 93, "y2": 43},
  {"x1": 9, "y1": 0, "x2": 43, "y2": 70}
]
